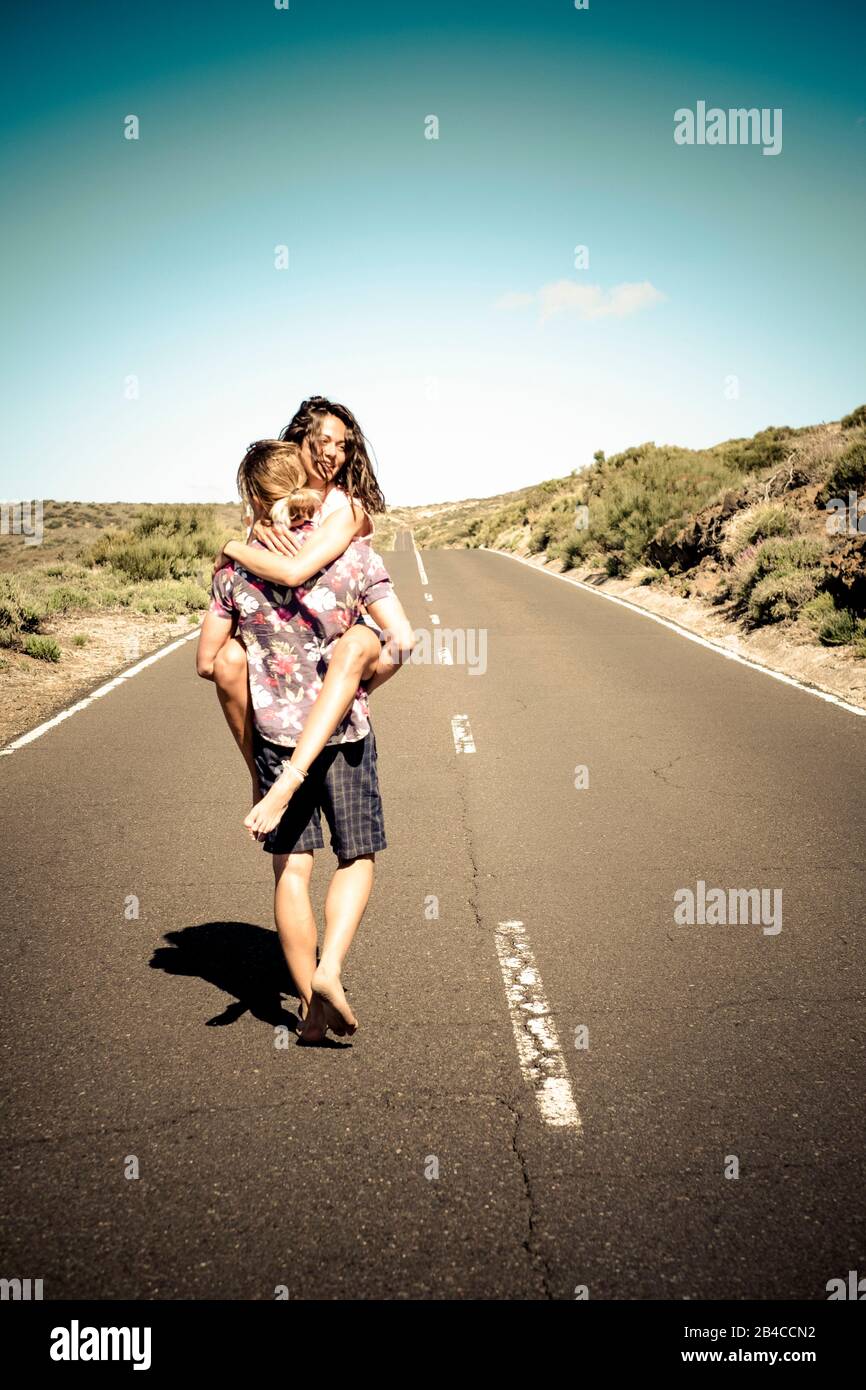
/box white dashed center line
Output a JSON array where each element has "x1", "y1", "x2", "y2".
[
  {"x1": 495, "y1": 920, "x2": 581, "y2": 1131},
  {"x1": 450, "y1": 714, "x2": 476, "y2": 753},
  {"x1": 411, "y1": 533, "x2": 429, "y2": 586}
]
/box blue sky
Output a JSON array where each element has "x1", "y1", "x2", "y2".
[{"x1": 2, "y1": 0, "x2": 864, "y2": 506}]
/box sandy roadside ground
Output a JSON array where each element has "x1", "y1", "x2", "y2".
[
  {"x1": 485, "y1": 547, "x2": 866, "y2": 713},
  {"x1": 0, "y1": 612, "x2": 201, "y2": 748}
]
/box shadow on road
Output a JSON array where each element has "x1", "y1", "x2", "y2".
[{"x1": 150, "y1": 920, "x2": 302, "y2": 1031}]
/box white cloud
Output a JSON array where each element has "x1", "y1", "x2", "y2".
[{"x1": 496, "y1": 279, "x2": 666, "y2": 322}]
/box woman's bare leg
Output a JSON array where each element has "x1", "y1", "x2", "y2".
[
  {"x1": 212, "y1": 636, "x2": 257, "y2": 796},
  {"x1": 244, "y1": 624, "x2": 381, "y2": 839}
]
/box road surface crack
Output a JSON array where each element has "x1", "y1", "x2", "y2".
[
  {"x1": 453, "y1": 770, "x2": 482, "y2": 932},
  {"x1": 499, "y1": 1095, "x2": 553, "y2": 1300}
]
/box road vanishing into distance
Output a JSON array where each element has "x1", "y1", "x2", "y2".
[{"x1": 2, "y1": 532, "x2": 864, "y2": 1299}]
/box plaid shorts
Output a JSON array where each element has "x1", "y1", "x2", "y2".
[{"x1": 252, "y1": 727, "x2": 387, "y2": 860}]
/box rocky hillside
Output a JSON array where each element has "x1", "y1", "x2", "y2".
[{"x1": 388, "y1": 408, "x2": 866, "y2": 658}]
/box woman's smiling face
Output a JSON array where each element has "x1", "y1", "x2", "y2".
[{"x1": 302, "y1": 413, "x2": 347, "y2": 486}]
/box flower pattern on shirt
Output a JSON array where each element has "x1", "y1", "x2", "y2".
[{"x1": 210, "y1": 520, "x2": 393, "y2": 747}]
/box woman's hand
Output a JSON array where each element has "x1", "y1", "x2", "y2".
[
  {"x1": 213, "y1": 537, "x2": 238, "y2": 575},
  {"x1": 251, "y1": 518, "x2": 304, "y2": 556}
]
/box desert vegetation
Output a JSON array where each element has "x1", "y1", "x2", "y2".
[{"x1": 395, "y1": 411, "x2": 866, "y2": 658}]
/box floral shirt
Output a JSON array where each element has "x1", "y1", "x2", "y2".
[{"x1": 210, "y1": 526, "x2": 393, "y2": 748}]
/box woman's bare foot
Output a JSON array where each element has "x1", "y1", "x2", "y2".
[
  {"x1": 310, "y1": 964, "x2": 358, "y2": 1035},
  {"x1": 244, "y1": 777, "x2": 297, "y2": 840}
]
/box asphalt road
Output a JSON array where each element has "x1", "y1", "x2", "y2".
[{"x1": 1, "y1": 534, "x2": 864, "y2": 1300}]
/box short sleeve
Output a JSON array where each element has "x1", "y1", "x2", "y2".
[
  {"x1": 316, "y1": 488, "x2": 352, "y2": 524},
  {"x1": 316, "y1": 487, "x2": 374, "y2": 537},
  {"x1": 210, "y1": 565, "x2": 235, "y2": 619},
  {"x1": 360, "y1": 546, "x2": 394, "y2": 607}
]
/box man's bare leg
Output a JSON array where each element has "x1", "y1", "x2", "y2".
[
  {"x1": 245, "y1": 625, "x2": 380, "y2": 839},
  {"x1": 305, "y1": 853, "x2": 375, "y2": 1037},
  {"x1": 272, "y1": 850, "x2": 320, "y2": 1036},
  {"x1": 213, "y1": 636, "x2": 258, "y2": 797}
]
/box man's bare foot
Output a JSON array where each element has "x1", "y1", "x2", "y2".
[
  {"x1": 311, "y1": 964, "x2": 358, "y2": 1035},
  {"x1": 297, "y1": 992, "x2": 327, "y2": 1044}
]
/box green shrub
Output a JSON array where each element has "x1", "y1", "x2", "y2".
[
  {"x1": 22, "y1": 635, "x2": 61, "y2": 662},
  {"x1": 732, "y1": 536, "x2": 827, "y2": 620},
  {"x1": 133, "y1": 504, "x2": 216, "y2": 538},
  {"x1": 800, "y1": 594, "x2": 866, "y2": 649},
  {"x1": 823, "y1": 608, "x2": 855, "y2": 643},
  {"x1": 801, "y1": 592, "x2": 836, "y2": 632},
  {"x1": 45, "y1": 586, "x2": 89, "y2": 613},
  {"x1": 720, "y1": 502, "x2": 796, "y2": 559},
  {"x1": 129, "y1": 579, "x2": 209, "y2": 614},
  {"x1": 738, "y1": 535, "x2": 825, "y2": 588},
  {"x1": 820, "y1": 440, "x2": 866, "y2": 503},
  {"x1": 82, "y1": 504, "x2": 223, "y2": 582},
  {"x1": 748, "y1": 571, "x2": 818, "y2": 624},
  {"x1": 585, "y1": 444, "x2": 744, "y2": 567},
  {"x1": 553, "y1": 533, "x2": 590, "y2": 571},
  {"x1": 717, "y1": 426, "x2": 796, "y2": 475},
  {"x1": 841, "y1": 404, "x2": 866, "y2": 430},
  {"x1": 0, "y1": 576, "x2": 44, "y2": 635},
  {"x1": 528, "y1": 520, "x2": 554, "y2": 554},
  {"x1": 72, "y1": 633, "x2": 88, "y2": 647}
]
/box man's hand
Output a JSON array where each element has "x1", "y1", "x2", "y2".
[{"x1": 250, "y1": 518, "x2": 304, "y2": 556}]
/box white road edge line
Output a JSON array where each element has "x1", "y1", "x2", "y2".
[
  {"x1": 451, "y1": 714, "x2": 476, "y2": 753},
  {"x1": 0, "y1": 629, "x2": 202, "y2": 756},
  {"x1": 481, "y1": 546, "x2": 866, "y2": 720},
  {"x1": 495, "y1": 920, "x2": 581, "y2": 1131}
]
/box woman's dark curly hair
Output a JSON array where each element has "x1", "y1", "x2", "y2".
[{"x1": 279, "y1": 396, "x2": 387, "y2": 515}]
